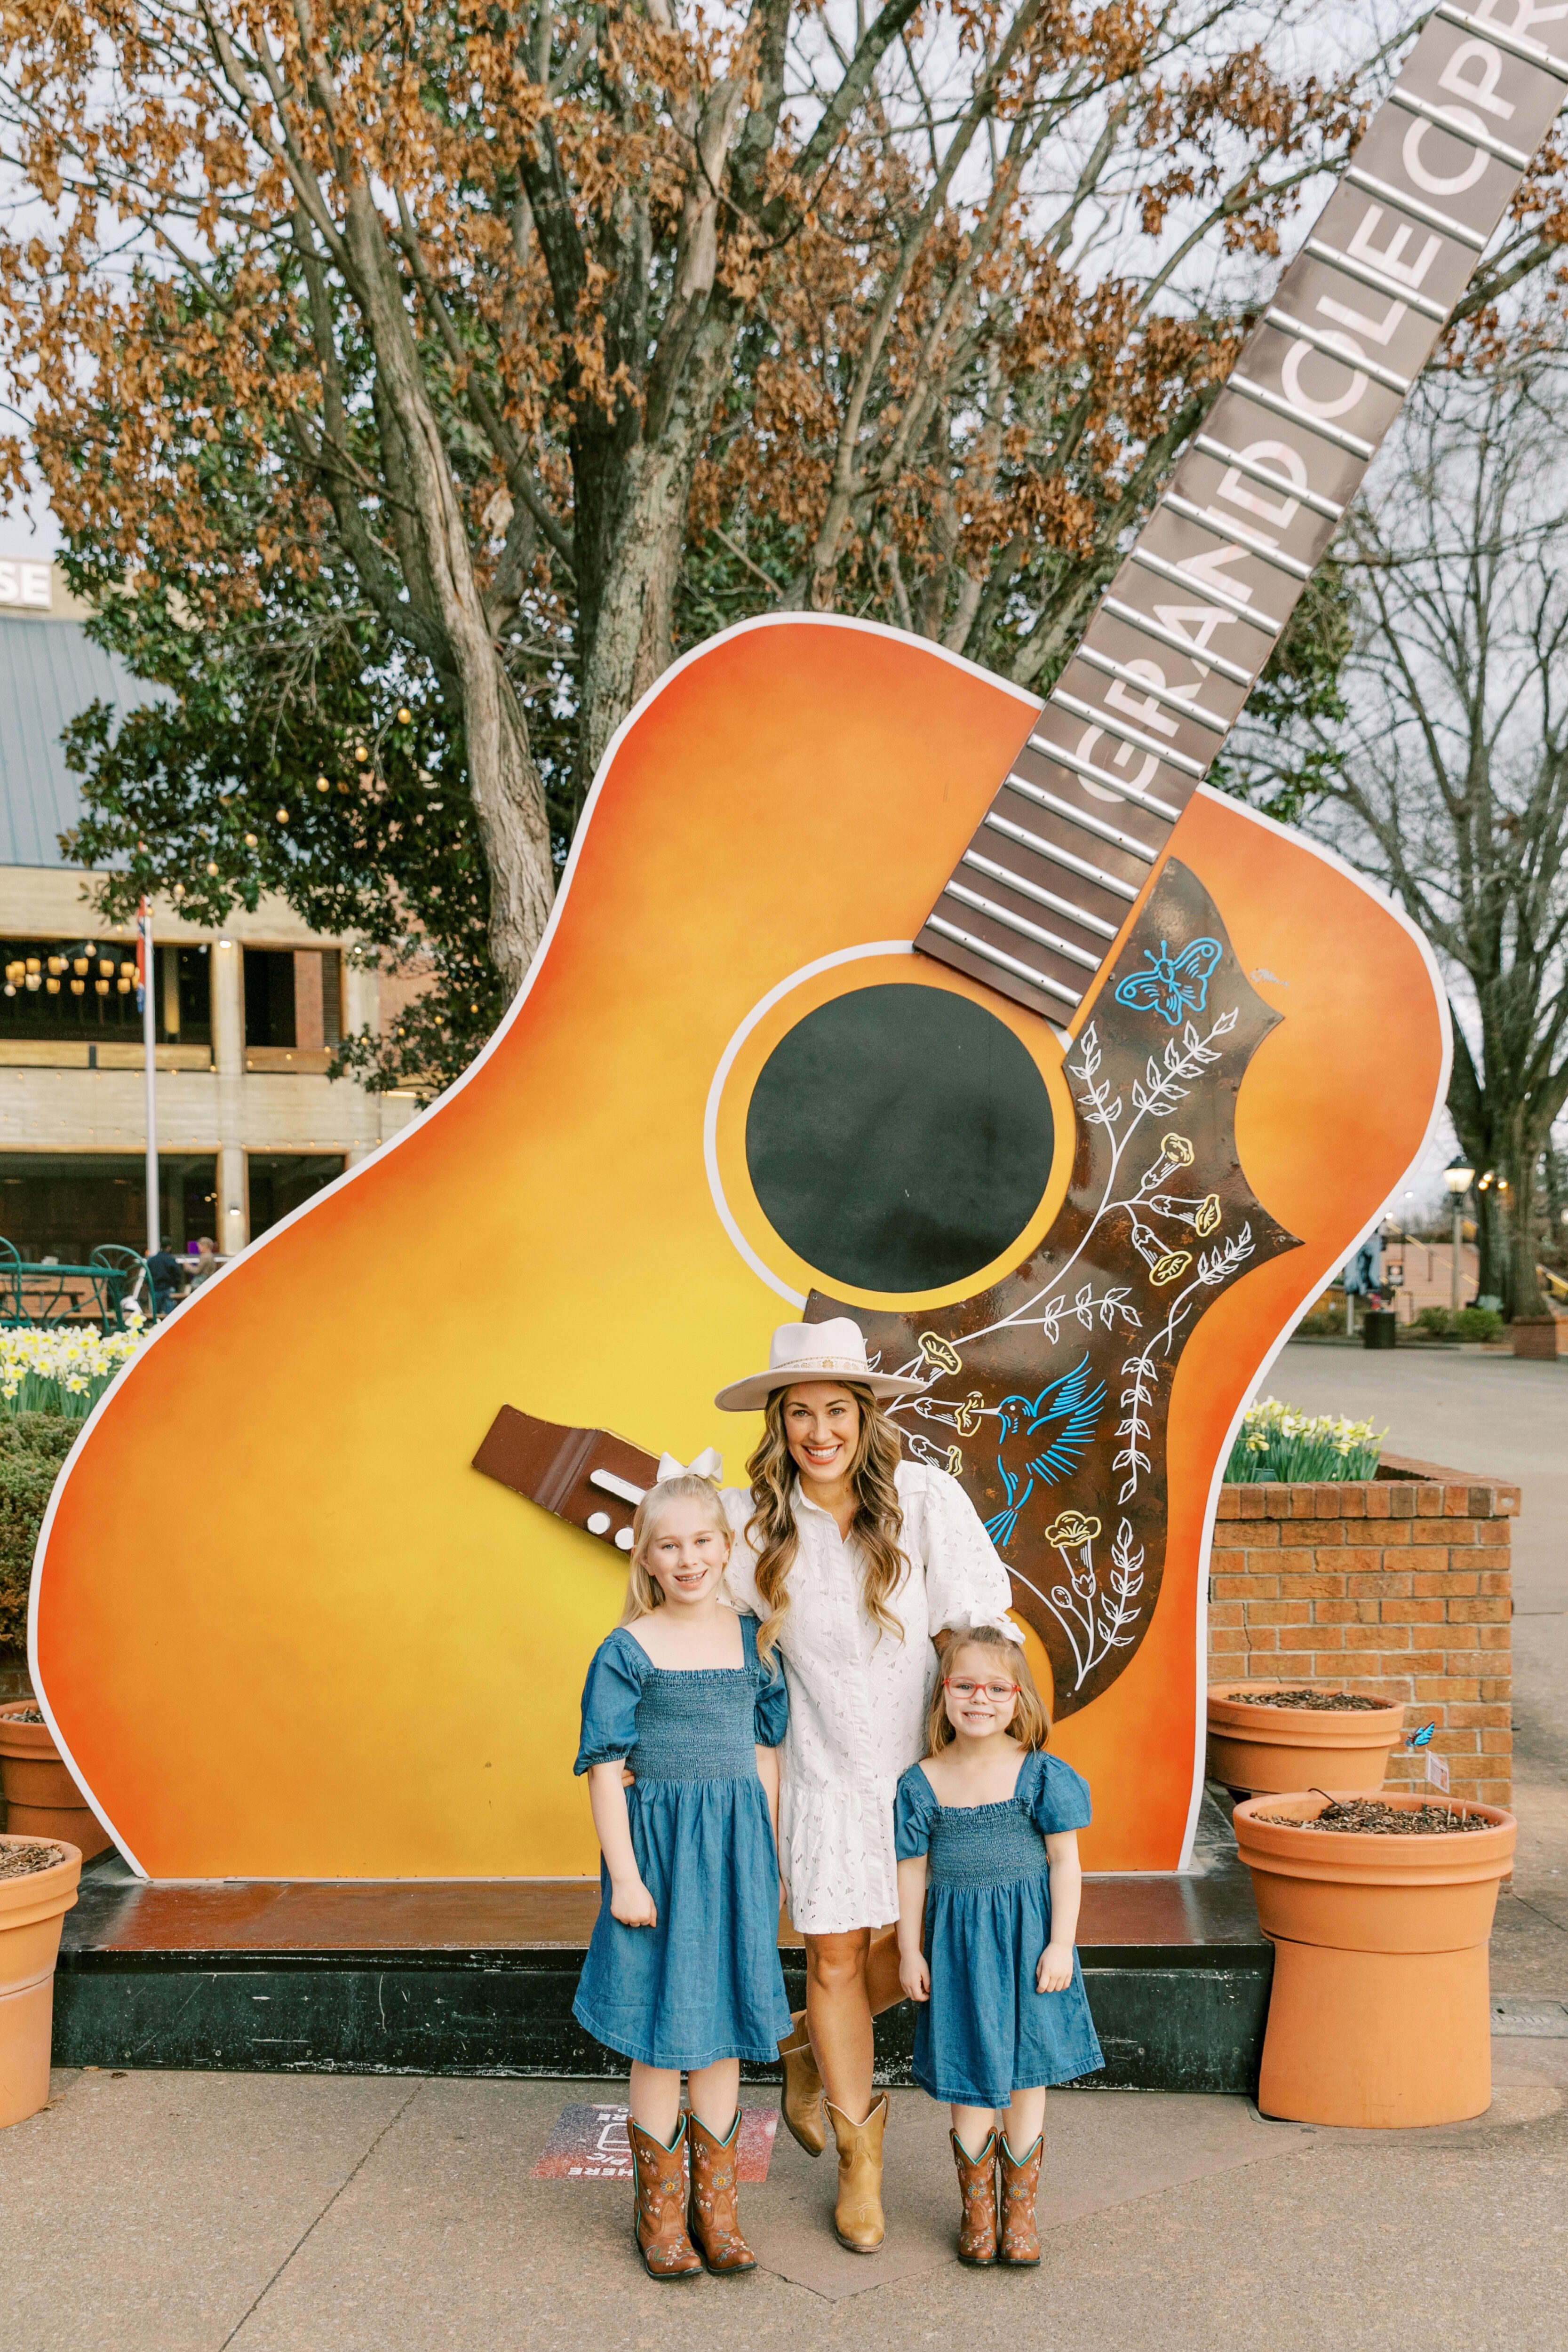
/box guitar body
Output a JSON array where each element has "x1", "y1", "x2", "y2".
[{"x1": 31, "y1": 617, "x2": 1447, "y2": 1876}]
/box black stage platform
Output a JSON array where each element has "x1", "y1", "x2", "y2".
[{"x1": 54, "y1": 1792, "x2": 1268, "y2": 2093}]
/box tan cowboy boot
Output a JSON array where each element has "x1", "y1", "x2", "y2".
[
  {"x1": 687, "y1": 2111, "x2": 757, "y2": 2275},
  {"x1": 778, "y1": 2010, "x2": 827, "y2": 2157},
  {"x1": 825, "y1": 2095, "x2": 889, "y2": 2253},
  {"x1": 950, "y1": 2127, "x2": 998, "y2": 2265},
  {"x1": 628, "y1": 2115, "x2": 704, "y2": 2280},
  {"x1": 998, "y1": 2132, "x2": 1044, "y2": 2266}
]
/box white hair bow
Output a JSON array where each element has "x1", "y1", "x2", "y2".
[{"x1": 656, "y1": 1446, "x2": 724, "y2": 1484}]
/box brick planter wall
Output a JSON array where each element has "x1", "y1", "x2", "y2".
[{"x1": 1208, "y1": 1453, "x2": 1516, "y2": 1810}]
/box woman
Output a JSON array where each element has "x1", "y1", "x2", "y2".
[{"x1": 715, "y1": 1317, "x2": 1019, "y2": 2253}]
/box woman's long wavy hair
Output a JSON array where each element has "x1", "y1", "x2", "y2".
[{"x1": 745, "y1": 1381, "x2": 907, "y2": 1663}]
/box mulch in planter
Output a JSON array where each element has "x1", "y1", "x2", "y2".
[
  {"x1": 0, "y1": 1839, "x2": 67, "y2": 1878},
  {"x1": 4, "y1": 1707, "x2": 44, "y2": 1724},
  {"x1": 1260, "y1": 1798, "x2": 1492, "y2": 1836},
  {"x1": 1233, "y1": 1690, "x2": 1389, "y2": 1712}
]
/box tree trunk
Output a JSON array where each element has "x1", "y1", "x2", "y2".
[
  {"x1": 1502, "y1": 1126, "x2": 1548, "y2": 1321},
  {"x1": 1474, "y1": 1183, "x2": 1504, "y2": 1308},
  {"x1": 576, "y1": 446, "x2": 687, "y2": 796},
  {"x1": 574, "y1": 379, "x2": 726, "y2": 799},
  {"x1": 342, "y1": 186, "x2": 555, "y2": 995}
]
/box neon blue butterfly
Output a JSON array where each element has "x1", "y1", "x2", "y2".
[
  {"x1": 1406, "y1": 1723, "x2": 1437, "y2": 1751},
  {"x1": 1114, "y1": 937, "x2": 1223, "y2": 1025}
]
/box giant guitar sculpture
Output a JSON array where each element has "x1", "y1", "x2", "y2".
[{"x1": 31, "y1": 4, "x2": 1565, "y2": 1876}]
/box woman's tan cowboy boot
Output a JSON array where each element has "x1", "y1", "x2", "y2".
[
  {"x1": 998, "y1": 2132, "x2": 1044, "y2": 2266},
  {"x1": 687, "y1": 2111, "x2": 757, "y2": 2275},
  {"x1": 778, "y1": 2010, "x2": 827, "y2": 2157},
  {"x1": 824, "y1": 2095, "x2": 889, "y2": 2252},
  {"x1": 950, "y1": 2127, "x2": 998, "y2": 2265},
  {"x1": 628, "y1": 2115, "x2": 704, "y2": 2280}
]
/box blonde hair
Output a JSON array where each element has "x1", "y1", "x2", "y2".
[
  {"x1": 927, "y1": 1630, "x2": 1050, "y2": 1754},
  {"x1": 745, "y1": 1381, "x2": 906, "y2": 1664},
  {"x1": 619, "y1": 1474, "x2": 732, "y2": 1624}
]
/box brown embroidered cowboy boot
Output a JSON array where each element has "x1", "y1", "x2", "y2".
[
  {"x1": 824, "y1": 2095, "x2": 888, "y2": 2253},
  {"x1": 628, "y1": 2115, "x2": 704, "y2": 2280},
  {"x1": 778, "y1": 2010, "x2": 827, "y2": 2156},
  {"x1": 950, "y1": 2128, "x2": 998, "y2": 2265},
  {"x1": 687, "y1": 2111, "x2": 757, "y2": 2275},
  {"x1": 998, "y1": 2132, "x2": 1044, "y2": 2266}
]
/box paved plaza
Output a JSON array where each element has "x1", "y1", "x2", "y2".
[{"x1": 1, "y1": 1345, "x2": 1564, "y2": 2351}]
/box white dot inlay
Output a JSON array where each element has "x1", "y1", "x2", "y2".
[
  {"x1": 587, "y1": 1511, "x2": 612, "y2": 1536},
  {"x1": 614, "y1": 1527, "x2": 635, "y2": 1551}
]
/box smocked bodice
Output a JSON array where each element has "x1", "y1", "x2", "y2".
[
  {"x1": 628, "y1": 1666, "x2": 759, "y2": 1783},
  {"x1": 925, "y1": 1797, "x2": 1051, "y2": 1890}
]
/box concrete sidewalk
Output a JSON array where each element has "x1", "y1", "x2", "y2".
[{"x1": 1, "y1": 2057, "x2": 1564, "y2": 2352}]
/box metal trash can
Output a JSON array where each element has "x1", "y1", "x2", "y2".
[{"x1": 1362, "y1": 1309, "x2": 1398, "y2": 1350}]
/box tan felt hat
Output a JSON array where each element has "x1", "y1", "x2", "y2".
[{"x1": 714, "y1": 1318, "x2": 926, "y2": 1413}]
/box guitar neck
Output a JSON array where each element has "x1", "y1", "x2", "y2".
[{"x1": 918, "y1": 1, "x2": 1568, "y2": 1027}]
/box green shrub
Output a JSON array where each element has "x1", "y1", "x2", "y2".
[
  {"x1": 1295, "y1": 1297, "x2": 1344, "y2": 1336},
  {"x1": 0, "y1": 1416, "x2": 77, "y2": 1652},
  {"x1": 1226, "y1": 1398, "x2": 1386, "y2": 1485},
  {"x1": 1411, "y1": 1304, "x2": 1505, "y2": 1342}
]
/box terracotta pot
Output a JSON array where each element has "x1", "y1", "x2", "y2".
[
  {"x1": 1235, "y1": 1790, "x2": 1517, "y2": 2128},
  {"x1": 0, "y1": 1833, "x2": 81, "y2": 2129},
  {"x1": 1206, "y1": 1682, "x2": 1406, "y2": 1799},
  {"x1": 0, "y1": 1701, "x2": 111, "y2": 1861}
]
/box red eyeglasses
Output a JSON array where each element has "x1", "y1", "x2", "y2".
[{"x1": 944, "y1": 1677, "x2": 1019, "y2": 1704}]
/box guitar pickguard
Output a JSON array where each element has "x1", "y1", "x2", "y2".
[{"x1": 813, "y1": 858, "x2": 1298, "y2": 1716}]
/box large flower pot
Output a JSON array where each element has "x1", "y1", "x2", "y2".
[
  {"x1": 0, "y1": 1835, "x2": 81, "y2": 2129},
  {"x1": 1206, "y1": 1683, "x2": 1406, "y2": 1799},
  {"x1": 0, "y1": 1701, "x2": 111, "y2": 1860},
  {"x1": 1234, "y1": 1791, "x2": 1517, "y2": 2128}
]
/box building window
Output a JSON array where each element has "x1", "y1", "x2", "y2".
[
  {"x1": 0, "y1": 940, "x2": 210, "y2": 1055},
  {"x1": 247, "y1": 1154, "x2": 345, "y2": 1240},
  {"x1": 243, "y1": 949, "x2": 342, "y2": 1067},
  {"x1": 0, "y1": 1153, "x2": 219, "y2": 1261}
]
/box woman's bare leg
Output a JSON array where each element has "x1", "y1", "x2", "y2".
[{"x1": 804, "y1": 1928, "x2": 876, "y2": 2122}]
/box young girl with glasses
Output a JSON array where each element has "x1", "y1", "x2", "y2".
[
  {"x1": 893, "y1": 1630, "x2": 1104, "y2": 2266},
  {"x1": 573, "y1": 1471, "x2": 792, "y2": 2280}
]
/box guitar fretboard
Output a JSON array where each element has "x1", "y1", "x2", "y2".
[{"x1": 919, "y1": 1, "x2": 1568, "y2": 1025}]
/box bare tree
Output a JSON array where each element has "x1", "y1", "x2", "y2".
[{"x1": 1236, "y1": 366, "x2": 1568, "y2": 1317}]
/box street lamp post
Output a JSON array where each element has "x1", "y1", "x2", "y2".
[{"x1": 1445, "y1": 1154, "x2": 1475, "y2": 1316}]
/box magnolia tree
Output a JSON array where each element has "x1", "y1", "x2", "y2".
[{"x1": 1, "y1": 0, "x2": 1563, "y2": 1074}]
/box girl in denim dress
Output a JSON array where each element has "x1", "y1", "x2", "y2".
[
  {"x1": 894, "y1": 1630, "x2": 1103, "y2": 2268},
  {"x1": 574, "y1": 1471, "x2": 791, "y2": 2280}
]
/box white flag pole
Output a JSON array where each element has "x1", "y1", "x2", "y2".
[{"x1": 138, "y1": 899, "x2": 159, "y2": 1257}]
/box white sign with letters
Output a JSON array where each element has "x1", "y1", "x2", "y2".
[{"x1": 0, "y1": 557, "x2": 52, "y2": 611}]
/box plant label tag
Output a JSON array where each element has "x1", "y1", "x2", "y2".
[{"x1": 1425, "y1": 1749, "x2": 1450, "y2": 1794}]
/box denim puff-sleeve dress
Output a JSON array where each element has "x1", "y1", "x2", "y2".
[
  {"x1": 571, "y1": 1619, "x2": 794, "y2": 2070},
  {"x1": 895, "y1": 1749, "x2": 1104, "y2": 2106}
]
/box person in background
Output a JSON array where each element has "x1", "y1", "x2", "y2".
[
  {"x1": 145, "y1": 1240, "x2": 184, "y2": 1317},
  {"x1": 186, "y1": 1237, "x2": 222, "y2": 1289}
]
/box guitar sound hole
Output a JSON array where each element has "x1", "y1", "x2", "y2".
[{"x1": 744, "y1": 983, "x2": 1054, "y2": 1294}]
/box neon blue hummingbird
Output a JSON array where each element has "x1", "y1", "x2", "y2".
[{"x1": 982, "y1": 1355, "x2": 1106, "y2": 1549}]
